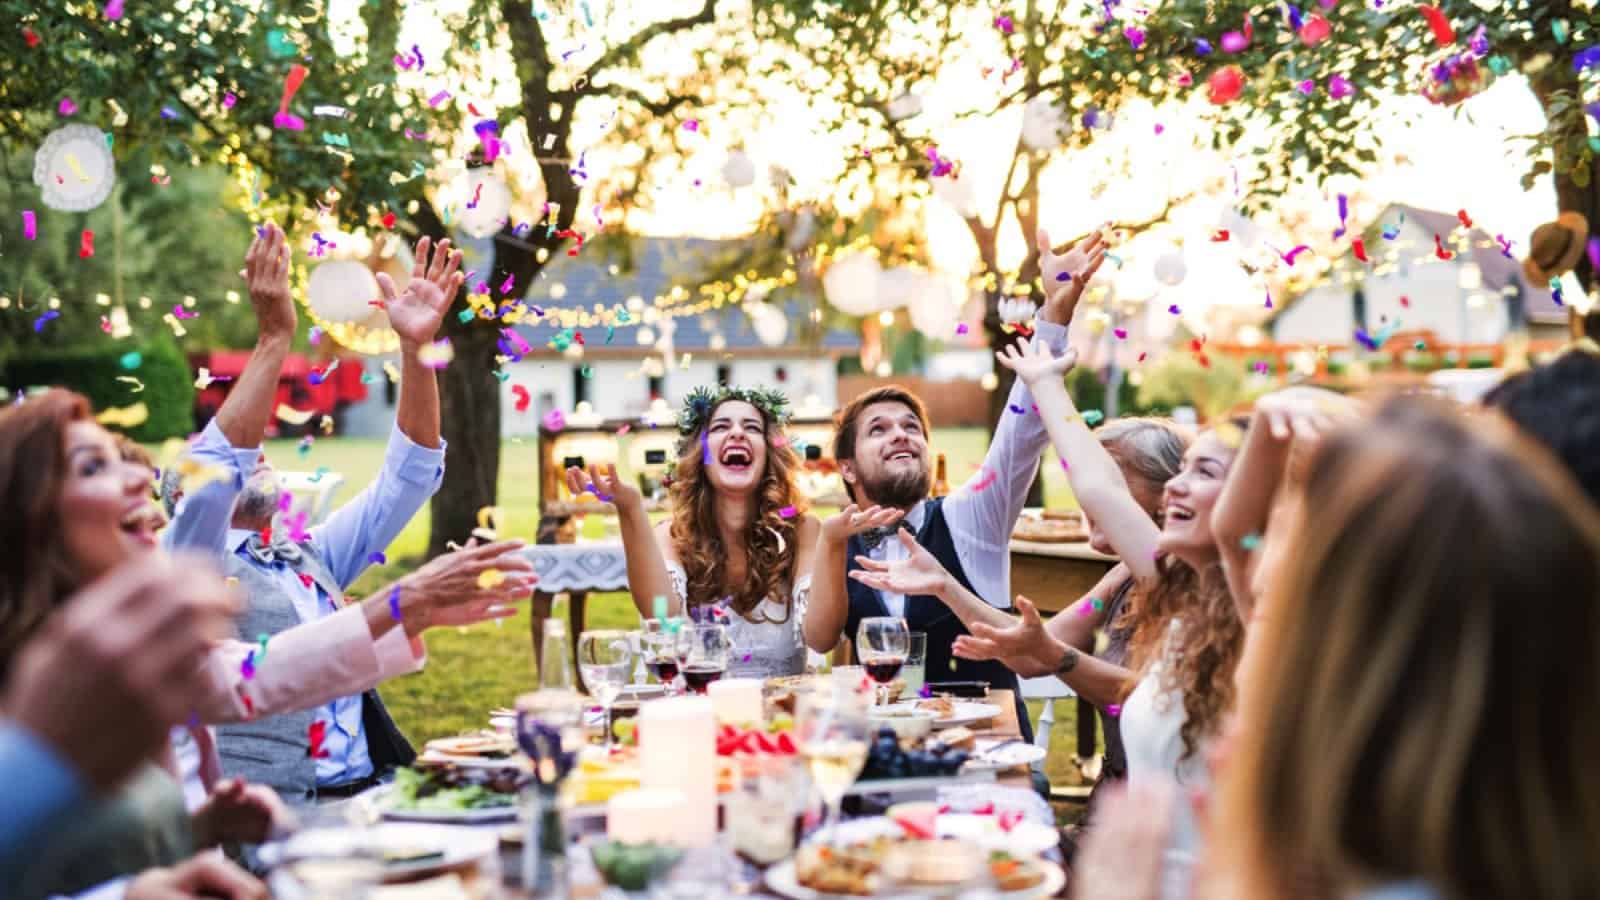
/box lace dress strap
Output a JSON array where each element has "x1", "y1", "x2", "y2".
[{"x1": 664, "y1": 560, "x2": 689, "y2": 611}]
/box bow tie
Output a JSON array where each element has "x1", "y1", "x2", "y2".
[
  {"x1": 860, "y1": 519, "x2": 915, "y2": 552},
  {"x1": 244, "y1": 533, "x2": 304, "y2": 565}
]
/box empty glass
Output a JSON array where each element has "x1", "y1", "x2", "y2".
[
  {"x1": 902, "y1": 632, "x2": 928, "y2": 698},
  {"x1": 577, "y1": 630, "x2": 633, "y2": 752}
]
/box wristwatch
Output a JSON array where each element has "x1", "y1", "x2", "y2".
[{"x1": 1055, "y1": 647, "x2": 1079, "y2": 675}]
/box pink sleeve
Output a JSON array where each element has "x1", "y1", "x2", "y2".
[
  {"x1": 374, "y1": 625, "x2": 427, "y2": 680},
  {"x1": 193, "y1": 605, "x2": 392, "y2": 724}
]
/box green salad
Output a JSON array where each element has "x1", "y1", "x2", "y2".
[{"x1": 388, "y1": 764, "x2": 524, "y2": 811}]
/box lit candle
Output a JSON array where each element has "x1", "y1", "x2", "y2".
[
  {"x1": 606, "y1": 788, "x2": 689, "y2": 845},
  {"x1": 707, "y1": 678, "x2": 764, "y2": 726},
  {"x1": 637, "y1": 696, "x2": 717, "y2": 845}
]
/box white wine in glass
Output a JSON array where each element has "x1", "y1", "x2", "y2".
[{"x1": 796, "y1": 689, "x2": 870, "y2": 844}]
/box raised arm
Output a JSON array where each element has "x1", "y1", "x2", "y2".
[
  {"x1": 1213, "y1": 386, "x2": 1353, "y2": 622},
  {"x1": 163, "y1": 224, "x2": 296, "y2": 555},
  {"x1": 953, "y1": 594, "x2": 1136, "y2": 709},
  {"x1": 848, "y1": 530, "x2": 1015, "y2": 632},
  {"x1": 803, "y1": 504, "x2": 904, "y2": 653},
  {"x1": 567, "y1": 464, "x2": 675, "y2": 618},
  {"x1": 996, "y1": 341, "x2": 1163, "y2": 581},
  {"x1": 309, "y1": 237, "x2": 462, "y2": 586}
]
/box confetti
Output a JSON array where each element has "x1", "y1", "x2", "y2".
[
  {"x1": 307, "y1": 721, "x2": 330, "y2": 759},
  {"x1": 241, "y1": 650, "x2": 256, "y2": 681},
  {"x1": 119, "y1": 352, "x2": 142, "y2": 370},
  {"x1": 1418, "y1": 5, "x2": 1455, "y2": 47},
  {"x1": 1277, "y1": 244, "x2": 1311, "y2": 266},
  {"x1": 79, "y1": 230, "x2": 95, "y2": 258},
  {"x1": 22, "y1": 210, "x2": 37, "y2": 240},
  {"x1": 1573, "y1": 46, "x2": 1600, "y2": 72},
  {"x1": 477, "y1": 569, "x2": 507, "y2": 589},
  {"x1": 58, "y1": 97, "x2": 77, "y2": 116},
  {"x1": 1352, "y1": 239, "x2": 1369, "y2": 263},
  {"x1": 428, "y1": 90, "x2": 451, "y2": 108},
  {"x1": 968, "y1": 467, "x2": 998, "y2": 493},
  {"x1": 542, "y1": 409, "x2": 565, "y2": 432},
  {"x1": 1332, "y1": 194, "x2": 1349, "y2": 239},
  {"x1": 1113, "y1": 328, "x2": 1128, "y2": 340},
  {"x1": 1106, "y1": 704, "x2": 1122, "y2": 717},
  {"x1": 274, "y1": 64, "x2": 309, "y2": 130},
  {"x1": 1240, "y1": 533, "x2": 1263, "y2": 550},
  {"x1": 1082, "y1": 410, "x2": 1105, "y2": 426},
  {"x1": 779, "y1": 505, "x2": 798, "y2": 518},
  {"x1": 172, "y1": 305, "x2": 198, "y2": 320},
  {"x1": 1206, "y1": 66, "x2": 1246, "y2": 105},
  {"x1": 389, "y1": 586, "x2": 403, "y2": 622},
  {"x1": 96, "y1": 403, "x2": 149, "y2": 428},
  {"x1": 115, "y1": 376, "x2": 144, "y2": 393},
  {"x1": 1210, "y1": 229, "x2": 1229, "y2": 242},
  {"x1": 1433, "y1": 234, "x2": 1454, "y2": 260},
  {"x1": 683, "y1": 118, "x2": 700, "y2": 131},
  {"x1": 512, "y1": 384, "x2": 531, "y2": 413},
  {"x1": 1299, "y1": 14, "x2": 1331, "y2": 46},
  {"x1": 275, "y1": 403, "x2": 315, "y2": 426}
]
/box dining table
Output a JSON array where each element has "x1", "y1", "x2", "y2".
[{"x1": 321, "y1": 688, "x2": 1061, "y2": 899}]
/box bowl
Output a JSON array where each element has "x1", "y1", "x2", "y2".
[
  {"x1": 868, "y1": 708, "x2": 936, "y2": 742},
  {"x1": 587, "y1": 839, "x2": 684, "y2": 891}
]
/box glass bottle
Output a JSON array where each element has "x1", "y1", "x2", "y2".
[
  {"x1": 931, "y1": 452, "x2": 950, "y2": 498},
  {"x1": 540, "y1": 618, "x2": 574, "y2": 691}
]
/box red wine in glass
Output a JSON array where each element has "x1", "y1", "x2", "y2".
[
  {"x1": 865, "y1": 656, "x2": 906, "y2": 684},
  {"x1": 681, "y1": 664, "x2": 725, "y2": 694},
  {"x1": 646, "y1": 657, "x2": 680, "y2": 683}
]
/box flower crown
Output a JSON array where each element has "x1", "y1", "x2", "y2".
[{"x1": 676, "y1": 384, "x2": 791, "y2": 454}]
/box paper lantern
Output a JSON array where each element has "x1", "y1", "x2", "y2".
[
  {"x1": 451, "y1": 168, "x2": 513, "y2": 239},
  {"x1": 306, "y1": 260, "x2": 381, "y2": 324},
  {"x1": 887, "y1": 93, "x2": 924, "y2": 121},
  {"x1": 908, "y1": 276, "x2": 964, "y2": 339},
  {"x1": 822, "y1": 252, "x2": 883, "y2": 316},
  {"x1": 746, "y1": 302, "x2": 789, "y2": 348},
  {"x1": 721, "y1": 150, "x2": 756, "y2": 188},
  {"x1": 932, "y1": 174, "x2": 979, "y2": 218},
  {"x1": 876, "y1": 266, "x2": 925, "y2": 312},
  {"x1": 1020, "y1": 96, "x2": 1066, "y2": 151},
  {"x1": 1420, "y1": 51, "x2": 1490, "y2": 107},
  {"x1": 1154, "y1": 251, "x2": 1188, "y2": 286},
  {"x1": 33, "y1": 124, "x2": 116, "y2": 212}
]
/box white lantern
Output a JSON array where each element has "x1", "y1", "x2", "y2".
[
  {"x1": 1020, "y1": 96, "x2": 1067, "y2": 151},
  {"x1": 822, "y1": 252, "x2": 883, "y2": 316},
  {"x1": 721, "y1": 150, "x2": 756, "y2": 188},
  {"x1": 1154, "y1": 250, "x2": 1188, "y2": 286},
  {"x1": 887, "y1": 93, "x2": 924, "y2": 121},
  {"x1": 908, "y1": 276, "x2": 963, "y2": 339},
  {"x1": 306, "y1": 260, "x2": 381, "y2": 324},
  {"x1": 876, "y1": 266, "x2": 925, "y2": 312},
  {"x1": 451, "y1": 168, "x2": 513, "y2": 239},
  {"x1": 932, "y1": 175, "x2": 979, "y2": 219},
  {"x1": 746, "y1": 302, "x2": 789, "y2": 347},
  {"x1": 33, "y1": 124, "x2": 117, "y2": 212}
]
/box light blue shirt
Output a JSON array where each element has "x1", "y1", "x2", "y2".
[
  {"x1": 0, "y1": 724, "x2": 87, "y2": 884},
  {"x1": 201, "y1": 424, "x2": 445, "y2": 787}
]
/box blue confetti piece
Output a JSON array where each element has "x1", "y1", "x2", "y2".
[
  {"x1": 33, "y1": 310, "x2": 60, "y2": 332},
  {"x1": 369, "y1": 552, "x2": 386, "y2": 565},
  {"x1": 389, "y1": 586, "x2": 403, "y2": 622},
  {"x1": 1194, "y1": 38, "x2": 1213, "y2": 55},
  {"x1": 1082, "y1": 409, "x2": 1105, "y2": 426},
  {"x1": 1575, "y1": 46, "x2": 1600, "y2": 72}
]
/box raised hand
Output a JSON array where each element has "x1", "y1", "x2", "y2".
[
  {"x1": 1037, "y1": 226, "x2": 1110, "y2": 323},
  {"x1": 240, "y1": 222, "x2": 296, "y2": 339},
  {"x1": 565, "y1": 462, "x2": 643, "y2": 512},
  {"x1": 820, "y1": 503, "x2": 905, "y2": 545},
  {"x1": 378, "y1": 236, "x2": 465, "y2": 350},
  {"x1": 394, "y1": 539, "x2": 537, "y2": 632},
  {"x1": 994, "y1": 339, "x2": 1078, "y2": 387},
  {"x1": 952, "y1": 596, "x2": 1066, "y2": 679},
  {"x1": 849, "y1": 529, "x2": 952, "y2": 598},
  {"x1": 1253, "y1": 385, "x2": 1353, "y2": 442}
]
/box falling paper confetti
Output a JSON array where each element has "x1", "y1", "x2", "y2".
[{"x1": 478, "y1": 569, "x2": 507, "y2": 589}]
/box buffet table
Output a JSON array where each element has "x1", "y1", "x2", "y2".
[{"x1": 1008, "y1": 539, "x2": 1117, "y2": 614}]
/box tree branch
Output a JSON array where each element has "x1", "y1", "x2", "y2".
[{"x1": 581, "y1": 0, "x2": 718, "y2": 83}]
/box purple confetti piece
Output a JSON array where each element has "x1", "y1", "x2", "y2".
[
  {"x1": 1194, "y1": 38, "x2": 1212, "y2": 55},
  {"x1": 1332, "y1": 193, "x2": 1350, "y2": 239},
  {"x1": 187, "y1": 712, "x2": 200, "y2": 728},
  {"x1": 1574, "y1": 45, "x2": 1600, "y2": 72},
  {"x1": 33, "y1": 310, "x2": 60, "y2": 332},
  {"x1": 918, "y1": 684, "x2": 933, "y2": 699},
  {"x1": 241, "y1": 650, "x2": 256, "y2": 681},
  {"x1": 1587, "y1": 237, "x2": 1600, "y2": 272},
  {"x1": 1286, "y1": 4, "x2": 1304, "y2": 30},
  {"x1": 160, "y1": 106, "x2": 179, "y2": 121},
  {"x1": 105, "y1": 0, "x2": 125, "y2": 20},
  {"x1": 701, "y1": 433, "x2": 712, "y2": 466},
  {"x1": 1124, "y1": 27, "x2": 1145, "y2": 49},
  {"x1": 1167, "y1": 304, "x2": 1181, "y2": 315},
  {"x1": 22, "y1": 210, "x2": 37, "y2": 240},
  {"x1": 389, "y1": 586, "x2": 403, "y2": 621},
  {"x1": 1055, "y1": 271, "x2": 1072, "y2": 282},
  {"x1": 369, "y1": 552, "x2": 387, "y2": 565},
  {"x1": 410, "y1": 43, "x2": 425, "y2": 69},
  {"x1": 1297, "y1": 79, "x2": 1316, "y2": 95},
  {"x1": 1328, "y1": 74, "x2": 1354, "y2": 99},
  {"x1": 428, "y1": 90, "x2": 451, "y2": 108},
  {"x1": 1008, "y1": 403, "x2": 1027, "y2": 414}
]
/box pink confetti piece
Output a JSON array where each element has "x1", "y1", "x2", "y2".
[
  {"x1": 284, "y1": 510, "x2": 310, "y2": 544},
  {"x1": 428, "y1": 90, "x2": 451, "y2": 108},
  {"x1": 682, "y1": 118, "x2": 699, "y2": 131},
  {"x1": 223, "y1": 91, "x2": 237, "y2": 109},
  {"x1": 969, "y1": 467, "x2": 998, "y2": 493},
  {"x1": 172, "y1": 305, "x2": 198, "y2": 320},
  {"x1": 104, "y1": 0, "x2": 124, "y2": 20},
  {"x1": 955, "y1": 323, "x2": 969, "y2": 335},
  {"x1": 22, "y1": 210, "x2": 37, "y2": 240},
  {"x1": 58, "y1": 97, "x2": 77, "y2": 116},
  {"x1": 1106, "y1": 704, "x2": 1122, "y2": 717},
  {"x1": 273, "y1": 64, "x2": 309, "y2": 131},
  {"x1": 499, "y1": 273, "x2": 515, "y2": 295},
  {"x1": 1113, "y1": 328, "x2": 1127, "y2": 340},
  {"x1": 1328, "y1": 74, "x2": 1354, "y2": 99},
  {"x1": 616, "y1": 424, "x2": 631, "y2": 436},
  {"x1": 779, "y1": 505, "x2": 798, "y2": 518},
  {"x1": 240, "y1": 650, "x2": 256, "y2": 681},
  {"x1": 542, "y1": 409, "x2": 566, "y2": 432}
]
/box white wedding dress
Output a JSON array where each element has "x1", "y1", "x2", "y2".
[{"x1": 665, "y1": 562, "x2": 811, "y2": 679}]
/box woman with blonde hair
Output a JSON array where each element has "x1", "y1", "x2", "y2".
[
  {"x1": 568, "y1": 386, "x2": 821, "y2": 678},
  {"x1": 1212, "y1": 395, "x2": 1600, "y2": 900}
]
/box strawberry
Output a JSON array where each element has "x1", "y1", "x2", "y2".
[
  {"x1": 754, "y1": 731, "x2": 779, "y2": 754},
  {"x1": 775, "y1": 732, "x2": 797, "y2": 755}
]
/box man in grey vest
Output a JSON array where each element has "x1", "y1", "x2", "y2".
[{"x1": 163, "y1": 231, "x2": 530, "y2": 802}]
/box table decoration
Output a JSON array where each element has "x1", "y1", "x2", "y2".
[
  {"x1": 638, "y1": 695, "x2": 719, "y2": 845},
  {"x1": 708, "y1": 677, "x2": 764, "y2": 725},
  {"x1": 515, "y1": 688, "x2": 584, "y2": 894},
  {"x1": 605, "y1": 787, "x2": 690, "y2": 844}
]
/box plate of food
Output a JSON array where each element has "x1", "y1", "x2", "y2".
[
  {"x1": 1011, "y1": 511, "x2": 1088, "y2": 544},
  {"x1": 422, "y1": 732, "x2": 518, "y2": 761},
  {"x1": 263, "y1": 822, "x2": 498, "y2": 885},
  {"x1": 372, "y1": 762, "x2": 526, "y2": 823},
  {"x1": 767, "y1": 833, "x2": 1062, "y2": 898},
  {"x1": 813, "y1": 811, "x2": 1059, "y2": 858},
  {"x1": 883, "y1": 698, "x2": 1002, "y2": 729},
  {"x1": 963, "y1": 738, "x2": 1048, "y2": 773}
]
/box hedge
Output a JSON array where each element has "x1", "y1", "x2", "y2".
[{"x1": 2, "y1": 339, "x2": 195, "y2": 441}]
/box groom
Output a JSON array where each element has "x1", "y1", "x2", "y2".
[{"x1": 805, "y1": 228, "x2": 1108, "y2": 741}]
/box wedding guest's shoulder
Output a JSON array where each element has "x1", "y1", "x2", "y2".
[{"x1": 652, "y1": 518, "x2": 679, "y2": 560}]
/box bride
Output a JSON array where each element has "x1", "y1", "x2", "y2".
[{"x1": 566, "y1": 385, "x2": 822, "y2": 678}]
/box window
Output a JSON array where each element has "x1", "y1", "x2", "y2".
[
  {"x1": 573, "y1": 365, "x2": 591, "y2": 405},
  {"x1": 647, "y1": 373, "x2": 664, "y2": 401},
  {"x1": 716, "y1": 363, "x2": 732, "y2": 386}
]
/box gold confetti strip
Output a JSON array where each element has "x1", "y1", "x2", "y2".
[
  {"x1": 275, "y1": 403, "x2": 315, "y2": 426},
  {"x1": 477, "y1": 569, "x2": 506, "y2": 589},
  {"x1": 96, "y1": 403, "x2": 148, "y2": 428},
  {"x1": 162, "y1": 313, "x2": 187, "y2": 337},
  {"x1": 194, "y1": 367, "x2": 216, "y2": 389},
  {"x1": 114, "y1": 375, "x2": 145, "y2": 393},
  {"x1": 382, "y1": 361, "x2": 401, "y2": 383},
  {"x1": 417, "y1": 341, "x2": 454, "y2": 368}
]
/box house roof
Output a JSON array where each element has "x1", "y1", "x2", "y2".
[
  {"x1": 509, "y1": 236, "x2": 860, "y2": 354},
  {"x1": 1264, "y1": 202, "x2": 1567, "y2": 326}
]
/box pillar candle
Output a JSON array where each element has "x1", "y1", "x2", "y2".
[
  {"x1": 606, "y1": 788, "x2": 690, "y2": 845},
  {"x1": 707, "y1": 678, "x2": 764, "y2": 725},
  {"x1": 637, "y1": 696, "x2": 717, "y2": 845}
]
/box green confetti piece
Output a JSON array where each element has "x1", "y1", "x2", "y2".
[
  {"x1": 1082, "y1": 409, "x2": 1105, "y2": 426},
  {"x1": 1091, "y1": 597, "x2": 1104, "y2": 612},
  {"x1": 308, "y1": 465, "x2": 330, "y2": 482},
  {"x1": 1085, "y1": 47, "x2": 1107, "y2": 58},
  {"x1": 457, "y1": 309, "x2": 475, "y2": 323},
  {"x1": 1553, "y1": 20, "x2": 1569, "y2": 44},
  {"x1": 119, "y1": 352, "x2": 142, "y2": 370},
  {"x1": 266, "y1": 28, "x2": 296, "y2": 58},
  {"x1": 580, "y1": 365, "x2": 593, "y2": 378},
  {"x1": 1414, "y1": 341, "x2": 1427, "y2": 351},
  {"x1": 493, "y1": 370, "x2": 510, "y2": 383},
  {"x1": 257, "y1": 633, "x2": 269, "y2": 662},
  {"x1": 1487, "y1": 55, "x2": 1512, "y2": 75},
  {"x1": 653, "y1": 595, "x2": 667, "y2": 621},
  {"x1": 1589, "y1": 137, "x2": 1600, "y2": 153},
  {"x1": 1240, "y1": 532, "x2": 1263, "y2": 551},
  {"x1": 361, "y1": 373, "x2": 379, "y2": 384}
]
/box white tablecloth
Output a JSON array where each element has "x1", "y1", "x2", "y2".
[{"x1": 519, "y1": 542, "x2": 628, "y2": 593}]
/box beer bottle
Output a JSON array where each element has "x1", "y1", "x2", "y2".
[{"x1": 931, "y1": 452, "x2": 950, "y2": 498}]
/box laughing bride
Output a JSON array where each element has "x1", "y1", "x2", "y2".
[{"x1": 565, "y1": 385, "x2": 822, "y2": 678}]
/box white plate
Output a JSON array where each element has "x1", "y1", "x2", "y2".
[
  {"x1": 811, "y1": 814, "x2": 1058, "y2": 858},
  {"x1": 369, "y1": 784, "x2": 519, "y2": 824},
  {"x1": 263, "y1": 822, "x2": 498, "y2": 882},
  {"x1": 882, "y1": 700, "x2": 1002, "y2": 729},
  {"x1": 764, "y1": 854, "x2": 1064, "y2": 900},
  {"x1": 963, "y1": 738, "x2": 1048, "y2": 772}
]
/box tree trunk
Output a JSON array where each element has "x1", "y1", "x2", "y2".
[
  {"x1": 429, "y1": 311, "x2": 505, "y2": 556},
  {"x1": 1530, "y1": 66, "x2": 1600, "y2": 296}
]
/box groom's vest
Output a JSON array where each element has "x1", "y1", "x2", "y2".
[
  {"x1": 215, "y1": 547, "x2": 415, "y2": 799},
  {"x1": 845, "y1": 497, "x2": 1031, "y2": 742}
]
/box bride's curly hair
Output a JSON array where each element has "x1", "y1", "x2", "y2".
[{"x1": 669, "y1": 398, "x2": 808, "y2": 623}]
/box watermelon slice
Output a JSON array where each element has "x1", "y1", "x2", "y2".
[{"x1": 889, "y1": 802, "x2": 939, "y2": 840}]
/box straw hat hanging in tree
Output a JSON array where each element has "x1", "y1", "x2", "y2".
[{"x1": 1522, "y1": 211, "x2": 1590, "y2": 283}]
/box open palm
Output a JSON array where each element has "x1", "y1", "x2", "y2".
[
  {"x1": 994, "y1": 339, "x2": 1078, "y2": 387},
  {"x1": 954, "y1": 596, "x2": 1064, "y2": 679},
  {"x1": 850, "y1": 529, "x2": 950, "y2": 596},
  {"x1": 379, "y1": 236, "x2": 464, "y2": 348},
  {"x1": 565, "y1": 462, "x2": 643, "y2": 510},
  {"x1": 1037, "y1": 226, "x2": 1109, "y2": 314}
]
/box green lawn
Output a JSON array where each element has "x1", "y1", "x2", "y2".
[{"x1": 254, "y1": 429, "x2": 1096, "y2": 791}]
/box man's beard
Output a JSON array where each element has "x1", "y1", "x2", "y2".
[{"x1": 861, "y1": 464, "x2": 931, "y2": 510}]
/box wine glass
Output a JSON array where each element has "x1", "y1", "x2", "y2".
[
  {"x1": 578, "y1": 630, "x2": 633, "y2": 752},
  {"x1": 795, "y1": 688, "x2": 871, "y2": 846},
  {"x1": 682, "y1": 623, "x2": 731, "y2": 694},
  {"x1": 640, "y1": 619, "x2": 680, "y2": 692},
  {"x1": 856, "y1": 616, "x2": 911, "y2": 705}
]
